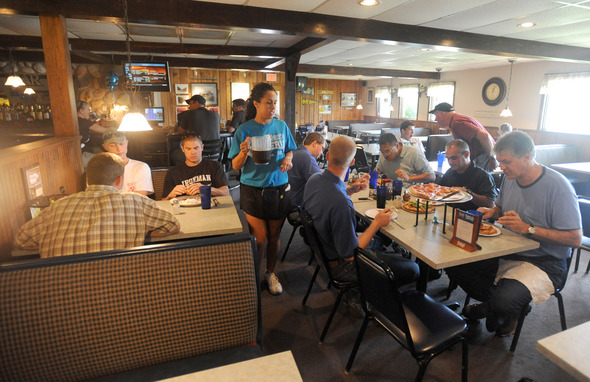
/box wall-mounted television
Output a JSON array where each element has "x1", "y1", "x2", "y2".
[
  {"x1": 144, "y1": 107, "x2": 164, "y2": 124},
  {"x1": 124, "y1": 62, "x2": 171, "y2": 92}
]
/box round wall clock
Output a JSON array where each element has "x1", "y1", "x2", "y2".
[{"x1": 482, "y1": 77, "x2": 506, "y2": 106}]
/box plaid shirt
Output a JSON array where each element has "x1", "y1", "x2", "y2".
[{"x1": 14, "y1": 185, "x2": 179, "y2": 258}]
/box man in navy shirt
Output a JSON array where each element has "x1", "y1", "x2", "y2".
[
  {"x1": 304, "y1": 135, "x2": 419, "y2": 285},
  {"x1": 288, "y1": 132, "x2": 326, "y2": 208}
]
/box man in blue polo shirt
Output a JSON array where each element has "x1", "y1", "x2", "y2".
[
  {"x1": 304, "y1": 135, "x2": 419, "y2": 285},
  {"x1": 288, "y1": 132, "x2": 326, "y2": 208}
]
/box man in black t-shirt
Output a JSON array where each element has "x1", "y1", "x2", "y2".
[
  {"x1": 178, "y1": 94, "x2": 220, "y2": 141},
  {"x1": 437, "y1": 139, "x2": 497, "y2": 211},
  {"x1": 163, "y1": 134, "x2": 229, "y2": 199},
  {"x1": 226, "y1": 98, "x2": 246, "y2": 133}
]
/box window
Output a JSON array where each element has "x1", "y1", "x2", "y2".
[
  {"x1": 398, "y1": 85, "x2": 418, "y2": 120},
  {"x1": 376, "y1": 87, "x2": 393, "y2": 118},
  {"x1": 540, "y1": 72, "x2": 590, "y2": 134},
  {"x1": 427, "y1": 82, "x2": 455, "y2": 122}
]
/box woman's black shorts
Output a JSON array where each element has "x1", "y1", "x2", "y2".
[{"x1": 240, "y1": 183, "x2": 291, "y2": 221}]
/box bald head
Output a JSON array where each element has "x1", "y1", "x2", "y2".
[{"x1": 328, "y1": 136, "x2": 357, "y2": 168}]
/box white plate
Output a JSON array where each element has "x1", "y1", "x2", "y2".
[
  {"x1": 365, "y1": 208, "x2": 398, "y2": 220},
  {"x1": 170, "y1": 197, "x2": 201, "y2": 207},
  {"x1": 479, "y1": 224, "x2": 501, "y2": 237}
]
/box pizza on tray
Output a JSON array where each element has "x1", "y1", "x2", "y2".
[
  {"x1": 402, "y1": 201, "x2": 436, "y2": 214},
  {"x1": 479, "y1": 223, "x2": 499, "y2": 236},
  {"x1": 408, "y1": 183, "x2": 459, "y2": 200}
]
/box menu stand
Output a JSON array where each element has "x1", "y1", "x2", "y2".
[{"x1": 450, "y1": 210, "x2": 482, "y2": 252}]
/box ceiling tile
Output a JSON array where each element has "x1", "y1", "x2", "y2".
[
  {"x1": 372, "y1": 0, "x2": 495, "y2": 25},
  {"x1": 0, "y1": 15, "x2": 40, "y2": 35}
]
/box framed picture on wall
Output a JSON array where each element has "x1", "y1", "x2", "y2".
[
  {"x1": 209, "y1": 107, "x2": 220, "y2": 113},
  {"x1": 190, "y1": 83, "x2": 218, "y2": 106},
  {"x1": 176, "y1": 106, "x2": 187, "y2": 121},
  {"x1": 341, "y1": 92, "x2": 357, "y2": 107},
  {"x1": 22, "y1": 163, "x2": 44, "y2": 201},
  {"x1": 367, "y1": 88, "x2": 375, "y2": 104},
  {"x1": 176, "y1": 95, "x2": 188, "y2": 105},
  {"x1": 175, "y1": 83, "x2": 189, "y2": 94}
]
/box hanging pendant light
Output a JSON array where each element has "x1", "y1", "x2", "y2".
[
  {"x1": 4, "y1": 50, "x2": 26, "y2": 88},
  {"x1": 389, "y1": 77, "x2": 394, "y2": 112},
  {"x1": 118, "y1": 0, "x2": 152, "y2": 132},
  {"x1": 24, "y1": 87, "x2": 36, "y2": 95},
  {"x1": 356, "y1": 79, "x2": 364, "y2": 110},
  {"x1": 500, "y1": 59, "x2": 515, "y2": 117}
]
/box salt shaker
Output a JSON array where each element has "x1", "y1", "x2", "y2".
[{"x1": 172, "y1": 199, "x2": 180, "y2": 215}]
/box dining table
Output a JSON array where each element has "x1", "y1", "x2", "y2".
[
  {"x1": 551, "y1": 162, "x2": 590, "y2": 195},
  {"x1": 352, "y1": 189, "x2": 540, "y2": 291},
  {"x1": 147, "y1": 195, "x2": 246, "y2": 243}
]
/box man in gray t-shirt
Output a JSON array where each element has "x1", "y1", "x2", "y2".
[
  {"x1": 376, "y1": 133, "x2": 434, "y2": 185},
  {"x1": 447, "y1": 131, "x2": 582, "y2": 337}
]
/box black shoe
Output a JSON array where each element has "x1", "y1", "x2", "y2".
[
  {"x1": 462, "y1": 303, "x2": 489, "y2": 321},
  {"x1": 495, "y1": 305, "x2": 531, "y2": 337}
]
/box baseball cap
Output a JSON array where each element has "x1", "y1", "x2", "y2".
[
  {"x1": 102, "y1": 128, "x2": 126, "y2": 145},
  {"x1": 185, "y1": 94, "x2": 206, "y2": 106},
  {"x1": 428, "y1": 102, "x2": 455, "y2": 113}
]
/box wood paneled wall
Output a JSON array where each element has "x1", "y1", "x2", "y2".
[{"x1": 0, "y1": 137, "x2": 82, "y2": 262}]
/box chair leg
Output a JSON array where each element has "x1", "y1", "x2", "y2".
[
  {"x1": 280, "y1": 225, "x2": 298, "y2": 262},
  {"x1": 415, "y1": 357, "x2": 433, "y2": 382},
  {"x1": 308, "y1": 251, "x2": 314, "y2": 266},
  {"x1": 302, "y1": 264, "x2": 321, "y2": 306},
  {"x1": 586, "y1": 253, "x2": 590, "y2": 274},
  {"x1": 344, "y1": 315, "x2": 369, "y2": 373},
  {"x1": 510, "y1": 304, "x2": 531, "y2": 352},
  {"x1": 462, "y1": 337, "x2": 469, "y2": 382},
  {"x1": 555, "y1": 292, "x2": 567, "y2": 330},
  {"x1": 319, "y1": 287, "x2": 347, "y2": 343},
  {"x1": 445, "y1": 278, "x2": 458, "y2": 300},
  {"x1": 575, "y1": 247, "x2": 581, "y2": 273}
]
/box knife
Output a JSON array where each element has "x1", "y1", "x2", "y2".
[
  {"x1": 436, "y1": 190, "x2": 461, "y2": 201},
  {"x1": 391, "y1": 218, "x2": 405, "y2": 229}
]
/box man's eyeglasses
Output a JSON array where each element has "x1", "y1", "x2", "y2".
[{"x1": 380, "y1": 148, "x2": 394, "y2": 155}]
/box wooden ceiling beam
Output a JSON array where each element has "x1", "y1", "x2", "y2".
[
  {"x1": 2, "y1": 0, "x2": 590, "y2": 62},
  {"x1": 277, "y1": 64, "x2": 440, "y2": 79}
]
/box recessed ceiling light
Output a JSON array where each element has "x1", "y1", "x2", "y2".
[
  {"x1": 360, "y1": 0, "x2": 380, "y2": 6},
  {"x1": 518, "y1": 22, "x2": 536, "y2": 28}
]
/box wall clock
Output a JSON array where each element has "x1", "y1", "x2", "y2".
[{"x1": 482, "y1": 77, "x2": 506, "y2": 106}]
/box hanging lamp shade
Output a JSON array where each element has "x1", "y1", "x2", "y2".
[
  {"x1": 500, "y1": 107, "x2": 513, "y2": 117},
  {"x1": 5, "y1": 75, "x2": 25, "y2": 88},
  {"x1": 23, "y1": 87, "x2": 36, "y2": 95},
  {"x1": 118, "y1": 112, "x2": 153, "y2": 132}
]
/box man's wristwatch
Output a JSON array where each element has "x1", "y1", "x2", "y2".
[{"x1": 527, "y1": 225, "x2": 536, "y2": 236}]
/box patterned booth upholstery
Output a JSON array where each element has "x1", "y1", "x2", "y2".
[{"x1": 0, "y1": 235, "x2": 261, "y2": 382}]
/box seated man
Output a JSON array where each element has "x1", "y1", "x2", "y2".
[
  {"x1": 399, "y1": 120, "x2": 425, "y2": 154},
  {"x1": 447, "y1": 131, "x2": 582, "y2": 337},
  {"x1": 437, "y1": 139, "x2": 497, "y2": 211},
  {"x1": 102, "y1": 128, "x2": 154, "y2": 196},
  {"x1": 288, "y1": 132, "x2": 326, "y2": 208},
  {"x1": 14, "y1": 153, "x2": 180, "y2": 258},
  {"x1": 163, "y1": 134, "x2": 229, "y2": 199},
  {"x1": 376, "y1": 133, "x2": 434, "y2": 184},
  {"x1": 226, "y1": 98, "x2": 246, "y2": 133},
  {"x1": 304, "y1": 135, "x2": 419, "y2": 285}
]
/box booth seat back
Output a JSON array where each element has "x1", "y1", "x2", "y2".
[
  {"x1": 534, "y1": 144, "x2": 578, "y2": 166},
  {"x1": 0, "y1": 235, "x2": 259, "y2": 382},
  {"x1": 382, "y1": 127, "x2": 431, "y2": 139},
  {"x1": 349, "y1": 123, "x2": 392, "y2": 137},
  {"x1": 326, "y1": 120, "x2": 364, "y2": 131}
]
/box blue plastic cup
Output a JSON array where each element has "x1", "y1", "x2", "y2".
[
  {"x1": 437, "y1": 151, "x2": 446, "y2": 167},
  {"x1": 369, "y1": 170, "x2": 378, "y2": 189},
  {"x1": 376, "y1": 186, "x2": 387, "y2": 209},
  {"x1": 200, "y1": 185, "x2": 212, "y2": 210},
  {"x1": 344, "y1": 167, "x2": 350, "y2": 182},
  {"x1": 392, "y1": 180, "x2": 403, "y2": 196}
]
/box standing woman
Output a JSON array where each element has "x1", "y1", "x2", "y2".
[{"x1": 229, "y1": 83, "x2": 297, "y2": 295}]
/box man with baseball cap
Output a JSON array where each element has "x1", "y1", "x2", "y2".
[
  {"x1": 429, "y1": 102, "x2": 498, "y2": 172},
  {"x1": 102, "y1": 128, "x2": 154, "y2": 196},
  {"x1": 178, "y1": 94, "x2": 220, "y2": 141}
]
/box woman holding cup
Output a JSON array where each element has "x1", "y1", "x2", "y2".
[{"x1": 229, "y1": 82, "x2": 297, "y2": 295}]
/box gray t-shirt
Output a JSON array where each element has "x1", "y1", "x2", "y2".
[
  {"x1": 497, "y1": 166, "x2": 581, "y2": 260},
  {"x1": 376, "y1": 145, "x2": 433, "y2": 183}
]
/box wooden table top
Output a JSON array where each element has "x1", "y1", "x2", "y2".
[
  {"x1": 159, "y1": 351, "x2": 302, "y2": 382},
  {"x1": 352, "y1": 190, "x2": 539, "y2": 269},
  {"x1": 148, "y1": 196, "x2": 244, "y2": 243},
  {"x1": 537, "y1": 321, "x2": 590, "y2": 382}
]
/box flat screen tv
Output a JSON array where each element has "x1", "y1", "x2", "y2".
[
  {"x1": 144, "y1": 107, "x2": 164, "y2": 124},
  {"x1": 124, "y1": 62, "x2": 171, "y2": 92}
]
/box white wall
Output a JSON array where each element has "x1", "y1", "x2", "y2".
[{"x1": 366, "y1": 60, "x2": 590, "y2": 131}]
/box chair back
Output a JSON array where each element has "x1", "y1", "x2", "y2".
[
  {"x1": 579, "y1": 195, "x2": 590, "y2": 238},
  {"x1": 151, "y1": 167, "x2": 169, "y2": 200},
  {"x1": 352, "y1": 145, "x2": 371, "y2": 173},
  {"x1": 202, "y1": 138, "x2": 224, "y2": 161},
  {"x1": 425, "y1": 134, "x2": 453, "y2": 161},
  {"x1": 354, "y1": 247, "x2": 414, "y2": 351},
  {"x1": 298, "y1": 206, "x2": 338, "y2": 280}
]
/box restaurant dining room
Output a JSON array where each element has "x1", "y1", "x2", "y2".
[{"x1": 1, "y1": 1, "x2": 590, "y2": 381}]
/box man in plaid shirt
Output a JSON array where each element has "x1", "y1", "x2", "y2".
[{"x1": 14, "y1": 153, "x2": 180, "y2": 258}]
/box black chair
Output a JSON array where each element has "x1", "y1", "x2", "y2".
[
  {"x1": 351, "y1": 145, "x2": 371, "y2": 173},
  {"x1": 281, "y1": 208, "x2": 303, "y2": 262},
  {"x1": 574, "y1": 195, "x2": 590, "y2": 273},
  {"x1": 201, "y1": 138, "x2": 224, "y2": 162},
  {"x1": 346, "y1": 248, "x2": 468, "y2": 382},
  {"x1": 509, "y1": 253, "x2": 573, "y2": 352},
  {"x1": 298, "y1": 206, "x2": 357, "y2": 343},
  {"x1": 425, "y1": 134, "x2": 453, "y2": 161}
]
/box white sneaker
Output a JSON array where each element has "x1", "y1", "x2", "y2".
[{"x1": 265, "y1": 271, "x2": 283, "y2": 295}]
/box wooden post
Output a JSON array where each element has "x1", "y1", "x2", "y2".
[
  {"x1": 39, "y1": 14, "x2": 78, "y2": 137},
  {"x1": 284, "y1": 53, "x2": 300, "y2": 136}
]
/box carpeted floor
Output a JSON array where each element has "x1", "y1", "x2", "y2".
[{"x1": 257, "y1": 219, "x2": 590, "y2": 382}]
